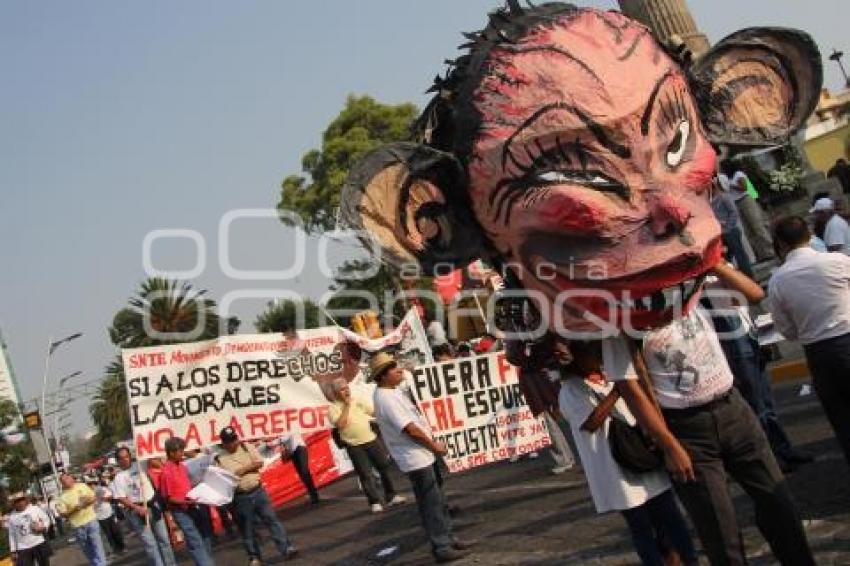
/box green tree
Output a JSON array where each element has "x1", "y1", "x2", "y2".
[
  {"x1": 88, "y1": 357, "x2": 131, "y2": 452},
  {"x1": 0, "y1": 399, "x2": 36, "y2": 502},
  {"x1": 277, "y1": 95, "x2": 418, "y2": 233},
  {"x1": 109, "y1": 277, "x2": 240, "y2": 349},
  {"x1": 254, "y1": 299, "x2": 324, "y2": 333}
]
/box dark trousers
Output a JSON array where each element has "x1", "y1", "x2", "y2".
[
  {"x1": 98, "y1": 516, "x2": 125, "y2": 553},
  {"x1": 804, "y1": 332, "x2": 850, "y2": 467},
  {"x1": 664, "y1": 389, "x2": 813, "y2": 566},
  {"x1": 14, "y1": 543, "x2": 51, "y2": 566},
  {"x1": 347, "y1": 439, "x2": 397, "y2": 505},
  {"x1": 291, "y1": 445, "x2": 319, "y2": 502},
  {"x1": 720, "y1": 332, "x2": 794, "y2": 460},
  {"x1": 722, "y1": 227, "x2": 754, "y2": 279},
  {"x1": 620, "y1": 489, "x2": 697, "y2": 566},
  {"x1": 407, "y1": 464, "x2": 453, "y2": 555},
  {"x1": 233, "y1": 486, "x2": 291, "y2": 559}
]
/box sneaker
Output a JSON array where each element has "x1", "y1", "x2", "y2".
[
  {"x1": 387, "y1": 495, "x2": 407, "y2": 506},
  {"x1": 248, "y1": 558, "x2": 262, "y2": 566},
  {"x1": 508, "y1": 455, "x2": 519, "y2": 463},
  {"x1": 550, "y1": 462, "x2": 574, "y2": 474},
  {"x1": 434, "y1": 547, "x2": 471, "y2": 563},
  {"x1": 452, "y1": 538, "x2": 477, "y2": 550},
  {"x1": 528, "y1": 451, "x2": 539, "y2": 460},
  {"x1": 282, "y1": 546, "x2": 299, "y2": 561},
  {"x1": 370, "y1": 503, "x2": 384, "y2": 513}
]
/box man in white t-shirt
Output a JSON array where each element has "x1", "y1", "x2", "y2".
[
  {"x1": 7, "y1": 492, "x2": 51, "y2": 566},
  {"x1": 604, "y1": 301, "x2": 814, "y2": 565},
  {"x1": 112, "y1": 446, "x2": 177, "y2": 566},
  {"x1": 370, "y1": 352, "x2": 473, "y2": 563},
  {"x1": 811, "y1": 197, "x2": 850, "y2": 255}
]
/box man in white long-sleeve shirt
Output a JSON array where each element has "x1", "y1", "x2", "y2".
[{"x1": 768, "y1": 215, "x2": 850, "y2": 467}]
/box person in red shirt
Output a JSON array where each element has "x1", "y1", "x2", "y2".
[{"x1": 159, "y1": 437, "x2": 214, "y2": 566}]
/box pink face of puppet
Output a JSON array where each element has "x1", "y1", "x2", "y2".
[{"x1": 467, "y1": 10, "x2": 721, "y2": 330}]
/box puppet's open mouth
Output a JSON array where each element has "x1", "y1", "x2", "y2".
[{"x1": 529, "y1": 236, "x2": 721, "y2": 327}]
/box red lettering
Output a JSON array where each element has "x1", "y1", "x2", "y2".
[
  {"x1": 185, "y1": 423, "x2": 202, "y2": 447},
  {"x1": 446, "y1": 398, "x2": 464, "y2": 428},
  {"x1": 129, "y1": 352, "x2": 166, "y2": 369},
  {"x1": 433, "y1": 400, "x2": 449, "y2": 431},
  {"x1": 227, "y1": 416, "x2": 245, "y2": 438},
  {"x1": 299, "y1": 407, "x2": 317, "y2": 429},
  {"x1": 496, "y1": 352, "x2": 512, "y2": 384},
  {"x1": 246, "y1": 413, "x2": 270, "y2": 437},
  {"x1": 270, "y1": 410, "x2": 286, "y2": 435}
]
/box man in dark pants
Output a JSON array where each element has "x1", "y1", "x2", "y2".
[
  {"x1": 606, "y1": 299, "x2": 814, "y2": 565},
  {"x1": 329, "y1": 377, "x2": 407, "y2": 512},
  {"x1": 769, "y1": 215, "x2": 850, "y2": 467},
  {"x1": 370, "y1": 352, "x2": 473, "y2": 563},
  {"x1": 278, "y1": 432, "x2": 320, "y2": 504},
  {"x1": 216, "y1": 427, "x2": 298, "y2": 565}
]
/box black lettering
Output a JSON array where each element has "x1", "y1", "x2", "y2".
[
  {"x1": 442, "y1": 363, "x2": 458, "y2": 395},
  {"x1": 207, "y1": 365, "x2": 220, "y2": 385},
  {"x1": 476, "y1": 357, "x2": 492, "y2": 387},
  {"x1": 227, "y1": 361, "x2": 243, "y2": 382},
  {"x1": 154, "y1": 375, "x2": 173, "y2": 395},
  {"x1": 412, "y1": 368, "x2": 428, "y2": 401},
  {"x1": 128, "y1": 377, "x2": 144, "y2": 398},
  {"x1": 266, "y1": 384, "x2": 280, "y2": 403},
  {"x1": 458, "y1": 361, "x2": 474, "y2": 392},
  {"x1": 131, "y1": 405, "x2": 150, "y2": 426}
]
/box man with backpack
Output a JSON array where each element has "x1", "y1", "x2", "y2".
[{"x1": 216, "y1": 427, "x2": 298, "y2": 565}]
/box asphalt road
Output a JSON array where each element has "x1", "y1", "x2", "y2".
[{"x1": 54, "y1": 378, "x2": 850, "y2": 565}]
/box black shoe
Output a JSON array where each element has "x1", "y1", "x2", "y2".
[
  {"x1": 309, "y1": 494, "x2": 321, "y2": 505},
  {"x1": 784, "y1": 451, "x2": 815, "y2": 465},
  {"x1": 452, "y1": 538, "x2": 477, "y2": 550},
  {"x1": 446, "y1": 504, "x2": 461, "y2": 518},
  {"x1": 779, "y1": 458, "x2": 798, "y2": 474},
  {"x1": 434, "y1": 547, "x2": 470, "y2": 563}
]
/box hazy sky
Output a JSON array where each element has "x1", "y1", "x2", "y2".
[{"x1": 2, "y1": 0, "x2": 847, "y2": 436}]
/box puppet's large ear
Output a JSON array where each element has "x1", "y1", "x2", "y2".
[
  {"x1": 340, "y1": 142, "x2": 484, "y2": 274},
  {"x1": 690, "y1": 28, "x2": 822, "y2": 147}
]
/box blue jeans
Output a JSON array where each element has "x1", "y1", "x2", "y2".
[
  {"x1": 126, "y1": 508, "x2": 177, "y2": 566},
  {"x1": 234, "y1": 486, "x2": 291, "y2": 559},
  {"x1": 407, "y1": 464, "x2": 453, "y2": 555},
  {"x1": 620, "y1": 489, "x2": 697, "y2": 566},
  {"x1": 171, "y1": 508, "x2": 214, "y2": 566},
  {"x1": 74, "y1": 520, "x2": 107, "y2": 566}
]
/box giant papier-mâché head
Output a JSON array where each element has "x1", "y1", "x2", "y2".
[{"x1": 341, "y1": 1, "x2": 822, "y2": 332}]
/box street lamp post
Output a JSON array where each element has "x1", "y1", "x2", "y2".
[
  {"x1": 39, "y1": 332, "x2": 82, "y2": 494},
  {"x1": 52, "y1": 371, "x2": 82, "y2": 459},
  {"x1": 829, "y1": 48, "x2": 850, "y2": 89}
]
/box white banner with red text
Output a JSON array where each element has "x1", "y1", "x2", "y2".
[
  {"x1": 123, "y1": 310, "x2": 431, "y2": 459},
  {"x1": 408, "y1": 352, "x2": 551, "y2": 473}
]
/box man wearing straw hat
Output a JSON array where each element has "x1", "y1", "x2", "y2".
[
  {"x1": 370, "y1": 351, "x2": 473, "y2": 563},
  {"x1": 7, "y1": 491, "x2": 51, "y2": 566}
]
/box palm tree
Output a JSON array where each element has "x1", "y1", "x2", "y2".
[
  {"x1": 89, "y1": 356, "x2": 131, "y2": 446},
  {"x1": 109, "y1": 277, "x2": 240, "y2": 348},
  {"x1": 255, "y1": 299, "x2": 324, "y2": 333}
]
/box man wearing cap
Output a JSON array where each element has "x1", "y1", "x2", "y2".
[
  {"x1": 769, "y1": 215, "x2": 850, "y2": 468},
  {"x1": 7, "y1": 491, "x2": 51, "y2": 566},
  {"x1": 56, "y1": 473, "x2": 106, "y2": 566},
  {"x1": 370, "y1": 351, "x2": 472, "y2": 563},
  {"x1": 112, "y1": 446, "x2": 177, "y2": 566},
  {"x1": 159, "y1": 436, "x2": 214, "y2": 566},
  {"x1": 216, "y1": 427, "x2": 298, "y2": 565},
  {"x1": 811, "y1": 197, "x2": 850, "y2": 255}
]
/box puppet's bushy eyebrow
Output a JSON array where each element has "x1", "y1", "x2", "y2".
[
  {"x1": 501, "y1": 102, "x2": 631, "y2": 171},
  {"x1": 641, "y1": 70, "x2": 676, "y2": 136},
  {"x1": 496, "y1": 44, "x2": 602, "y2": 86}
]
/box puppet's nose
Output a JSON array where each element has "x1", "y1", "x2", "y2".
[{"x1": 650, "y1": 195, "x2": 692, "y2": 239}]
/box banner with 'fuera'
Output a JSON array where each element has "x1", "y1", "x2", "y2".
[
  {"x1": 123, "y1": 309, "x2": 431, "y2": 459},
  {"x1": 408, "y1": 352, "x2": 551, "y2": 473}
]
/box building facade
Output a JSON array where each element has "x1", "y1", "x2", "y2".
[{"x1": 618, "y1": 0, "x2": 710, "y2": 57}]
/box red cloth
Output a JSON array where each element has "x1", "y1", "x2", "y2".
[{"x1": 159, "y1": 460, "x2": 192, "y2": 506}]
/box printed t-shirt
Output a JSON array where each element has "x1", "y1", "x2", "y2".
[
  {"x1": 112, "y1": 463, "x2": 156, "y2": 504},
  {"x1": 7, "y1": 505, "x2": 50, "y2": 551},
  {"x1": 328, "y1": 399, "x2": 377, "y2": 446}
]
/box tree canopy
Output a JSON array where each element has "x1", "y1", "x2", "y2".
[
  {"x1": 254, "y1": 299, "x2": 324, "y2": 333},
  {"x1": 277, "y1": 95, "x2": 418, "y2": 233}
]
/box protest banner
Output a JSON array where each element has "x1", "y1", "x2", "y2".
[
  {"x1": 408, "y1": 352, "x2": 551, "y2": 473},
  {"x1": 122, "y1": 309, "x2": 430, "y2": 459}
]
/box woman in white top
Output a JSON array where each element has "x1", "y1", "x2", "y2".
[
  {"x1": 555, "y1": 340, "x2": 697, "y2": 566},
  {"x1": 7, "y1": 492, "x2": 51, "y2": 566}
]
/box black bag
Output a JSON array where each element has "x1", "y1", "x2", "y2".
[{"x1": 608, "y1": 416, "x2": 663, "y2": 473}]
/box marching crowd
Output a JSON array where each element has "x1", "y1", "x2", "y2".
[{"x1": 6, "y1": 182, "x2": 850, "y2": 566}]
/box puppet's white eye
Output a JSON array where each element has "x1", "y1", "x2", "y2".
[
  {"x1": 539, "y1": 171, "x2": 614, "y2": 187},
  {"x1": 666, "y1": 120, "x2": 690, "y2": 168}
]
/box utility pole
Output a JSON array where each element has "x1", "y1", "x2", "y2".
[{"x1": 830, "y1": 49, "x2": 850, "y2": 88}]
